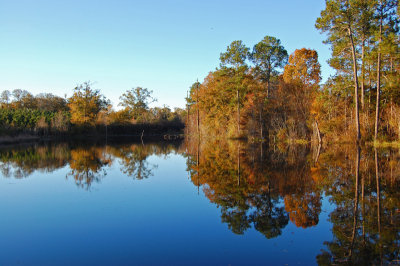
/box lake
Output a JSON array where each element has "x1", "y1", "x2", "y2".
[{"x1": 0, "y1": 139, "x2": 398, "y2": 265}]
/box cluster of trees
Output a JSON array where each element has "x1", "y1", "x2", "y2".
[
  {"x1": 185, "y1": 137, "x2": 399, "y2": 264},
  {"x1": 186, "y1": 36, "x2": 322, "y2": 142},
  {"x1": 187, "y1": 0, "x2": 399, "y2": 144},
  {"x1": 315, "y1": 0, "x2": 399, "y2": 143},
  {"x1": 0, "y1": 83, "x2": 185, "y2": 136},
  {"x1": 0, "y1": 90, "x2": 70, "y2": 134}
]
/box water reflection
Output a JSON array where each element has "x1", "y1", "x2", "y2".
[
  {"x1": 0, "y1": 140, "x2": 183, "y2": 189},
  {"x1": 316, "y1": 147, "x2": 400, "y2": 265},
  {"x1": 0, "y1": 143, "x2": 70, "y2": 178},
  {"x1": 68, "y1": 146, "x2": 111, "y2": 189},
  {"x1": 185, "y1": 138, "x2": 400, "y2": 265},
  {"x1": 0, "y1": 139, "x2": 398, "y2": 264},
  {"x1": 111, "y1": 144, "x2": 158, "y2": 180}
]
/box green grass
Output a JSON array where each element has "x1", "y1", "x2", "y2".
[
  {"x1": 293, "y1": 139, "x2": 310, "y2": 145},
  {"x1": 370, "y1": 140, "x2": 400, "y2": 149}
]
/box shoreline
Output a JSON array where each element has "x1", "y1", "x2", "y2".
[{"x1": 0, "y1": 132, "x2": 184, "y2": 145}]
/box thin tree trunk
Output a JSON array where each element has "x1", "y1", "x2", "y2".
[
  {"x1": 237, "y1": 89, "x2": 240, "y2": 136},
  {"x1": 259, "y1": 105, "x2": 263, "y2": 140},
  {"x1": 375, "y1": 148, "x2": 381, "y2": 262},
  {"x1": 314, "y1": 143, "x2": 321, "y2": 165},
  {"x1": 186, "y1": 91, "x2": 189, "y2": 133},
  {"x1": 197, "y1": 139, "x2": 200, "y2": 194},
  {"x1": 362, "y1": 172, "x2": 365, "y2": 245},
  {"x1": 369, "y1": 64, "x2": 372, "y2": 110},
  {"x1": 390, "y1": 56, "x2": 393, "y2": 72},
  {"x1": 237, "y1": 142, "x2": 240, "y2": 186},
  {"x1": 315, "y1": 119, "x2": 322, "y2": 144},
  {"x1": 349, "y1": 146, "x2": 361, "y2": 259},
  {"x1": 390, "y1": 97, "x2": 393, "y2": 136},
  {"x1": 196, "y1": 83, "x2": 200, "y2": 138},
  {"x1": 349, "y1": 27, "x2": 361, "y2": 142},
  {"x1": 361, "y1": 38, "x2": 366, "y2": 110},
  {"x1": 375, "y1": 15, "x2": 382, "y2": 142}
]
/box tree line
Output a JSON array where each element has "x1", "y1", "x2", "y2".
[
  {"x1": 0, "y1": 83, "x2": 185, "y2": 137},
  {"x1": 186, "y1": 0, "x2": 399, "y2": 145}
]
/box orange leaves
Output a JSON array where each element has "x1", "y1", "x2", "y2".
[
  {"x1": 283, "y1": 48, "x2": 321, "y2": 88},
  {"x1": 284, "y1": 192, "x2": 321, "y2": 229},
  {"x1": 68, "y1": 83, "x2": 107, "y2": 126}
]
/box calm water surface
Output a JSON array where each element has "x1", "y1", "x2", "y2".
[{"x1": 0, "y1": 140, "x2": 398, "y2": 265}]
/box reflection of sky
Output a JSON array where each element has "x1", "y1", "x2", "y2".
[{"x1": 0, "y1": 153, "x2": 332, "y2": 265}]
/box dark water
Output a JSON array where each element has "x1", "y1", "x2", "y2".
[{"x1": 0, "y1": 140, "x2": 398, "y2": 265}]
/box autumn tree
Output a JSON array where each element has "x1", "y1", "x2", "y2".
[
  {"x1": 119, "y1": 87, "x2": 156, "y2": 122},
  {"x1": 11, "y1": 89, "x2": 28, "y2": 103},
  {"x1": 285, "y1": 49, "x2": 321, "y2": 138},
  {"x1": 68, "y1": 82, "x2": 108, "y2": 126},
  {"x1": 51, "y1": 111, "x2": 70, "y2": 132},
  {"x1": 35, "y1": 93, "x2": 68, "y2": 112},
  {"x1": 283, "y1": 49, "x2": 321, "y2": 87},
  {"x1": 11, "y1": 89, "x2": 36, "y2": 109},
  {"x1": 186, "y1": 41, "x2": 255, "y2": 138},
  {"x1": 269, "y1": 48, "x2": 321, "y2": 141}
]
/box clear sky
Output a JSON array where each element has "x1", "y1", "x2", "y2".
[{"x1": 0, "y1": 0, "x2": 332, "y2": 109}]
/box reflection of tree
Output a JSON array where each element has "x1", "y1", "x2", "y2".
[
  {"x1": 250, "y1": 192, "x2": 289, "y2": 239},
  {"x1": 107, "y1": 141, "x2": 182, "y2": 181},
  {"x1": 113, "y1": 145, "x2": 157, "y2": 180},
  {"x1": 185, "y1": 138, "x2": 317, "y2": 238},
  {"x1": 186, "y1": 137, "x2": 399, "y2": 265},
  {"x1": 0, "y1": 144, "x2": 70, "y2": 178},
  {"x1": 284, "y1": 192, "x2": 321, "y2": 228},
  {"x1": 316, "y1": 147, "x2": 400, "y2": 265},
  {"x1": 221, "y1": 207, "x2": 251, "y2": 235},
  {"x1": 67, "y1": 147, "x2": 110, "y2": 190},
  {"x1": 0, "y1": 141, "x2": 183, "y2": 190},
  {"x1": 66, "y1": 142, "x2": 181, "y2": 188}
]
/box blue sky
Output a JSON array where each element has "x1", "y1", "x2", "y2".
[{"x1": 0, "y1": 0, "x2": 332, "y2": 109}]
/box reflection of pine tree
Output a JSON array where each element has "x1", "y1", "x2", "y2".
[
  {"x1": 186, "y1": 136, "x2": 399, "y2": 265},
  {"x1": 250, "y1": 192, "x2": 289, "y2": 239},
  {"x1": 316, "y1": 147, "x2": 400, "y2": 265},
  {"x1": 221, "y1": 207, "x2": 251, "y2": 235}
]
